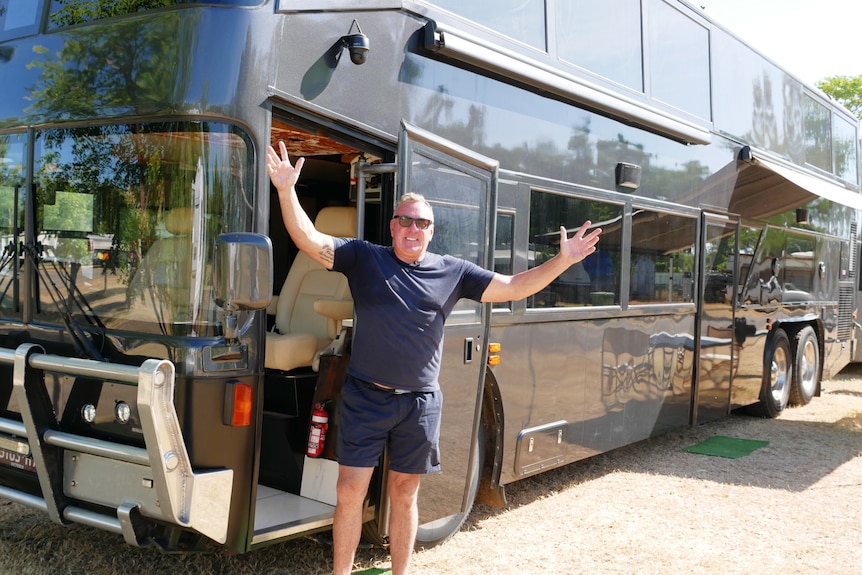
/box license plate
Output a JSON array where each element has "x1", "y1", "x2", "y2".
[
  {"x1": 0, "y1": 435, "x2": 36, "y2": 473},
  {"x1": 0, "y1": 449, "x2": 36, "y2": 473}
]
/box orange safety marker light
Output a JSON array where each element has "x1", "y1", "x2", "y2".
[
  {"x1": 488, "y1": 342, "x2": 501, "y2": 365},
  {"x1": 225, "y1": 381, "x2": 253, "y2": 426}
]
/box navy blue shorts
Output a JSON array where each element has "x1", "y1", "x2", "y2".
[{"x1": 337, "y1": 375, "x2": 442, "y2": 474}]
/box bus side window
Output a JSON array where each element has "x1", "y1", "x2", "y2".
[
  {"x1": 493, "y1": 211, "x2": 514, "y2": 310},
  {"x1": 629, "y1": 210, "x2": 696, "y2": 305},
  {"x1": 527, "y1": 190, "x2": 622, "y2": 308}
]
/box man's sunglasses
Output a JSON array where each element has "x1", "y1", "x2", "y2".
[{"x1": 392, "y1": 215, "x2": 433, "y2": 230}]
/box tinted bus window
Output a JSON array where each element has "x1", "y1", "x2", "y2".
[
  {"x1": 0, "y1": 0, "x2": 43, "y2": 40},
  {"x1": 493, "y1": 211, "x2": 514, "y2": 310},
  {"x1": 833, "y1": 114, "x2": 858, "y2": 184},
  {"x1": 784, "y1": 232, "x2": 815, "y2": 300},
  {"x1": 712, "y1": 28, "x2": 800, "y2": 162},
  {"x1": 430, "y1": 0, "x2": 546, "y2": 50},
  {"x1": 557, "y1": 0, "x2": 643, "y2": 91},
  {"x1": 528, "y1": 191, "x2": 622, "y2": 308},
  {"x1": 0, "y1": 133, "x2": 26, "y2": 317},
  {"x1": 804, "y1": 95, "x2": 832, "y2": 172},
  {"x1": 736, "y1": 225, "x2": 760, "y2": 303},
  {"x1": 33, "y1": 122, "x2": 253, "y2": 336},
  {"x1": 744, "y1": 227, "x2": 784, "y2": 304},
  {"x1": 48, "y1": 0, "x2": 262, "y2": 29},
  {"x1": 648, "y1": 0, "x2": 710, "y2": 119},
  {"x1": 630, "y1": 210, "x2": 695, "y2": 304}
]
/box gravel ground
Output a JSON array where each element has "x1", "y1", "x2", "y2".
[{"x1": 0, "y1": 366, "x2": 860, "y2": 574}]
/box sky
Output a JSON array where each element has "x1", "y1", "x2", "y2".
[{"x1": 698, "y1": 0, "x2": 862, "y2": 86}]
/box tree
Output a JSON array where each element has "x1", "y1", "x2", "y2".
[{"x1": 816, "y1": 75, "x2": 862, "y2": 118}]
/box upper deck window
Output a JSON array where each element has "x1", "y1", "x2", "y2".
[
  {"x1": 833, "y1": 114, "x2": 858, "y2": 184},
  {"x1": 434, "y1": 0, "x2": 711, "y2": 121},
  {"x1": 804, "y1": 95, "x2": 832, "y2": 173},
  {"x1": 431, "y1": 0, "x2": 546, "y2": 50},
  {"x1": 557, "y1": 0, "x2": 643, "y2": 92},
  {"x1": 647, "y1": 0, "x2": 710, "y2": 120},
  {"x1": 0, "y1": 0, "x2": 43, "y2": 40}
]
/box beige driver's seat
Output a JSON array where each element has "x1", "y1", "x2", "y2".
[
  {"x1": 127, "y1": 206, "x2": 195, "y2": 324},
  {"x1": 265, "y1": 206, "x2": 356, "y2": 372}
]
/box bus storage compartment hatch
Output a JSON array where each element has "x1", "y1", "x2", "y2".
[{"x1": 514, "y1": 420, "x2": 568, "y2": 476}]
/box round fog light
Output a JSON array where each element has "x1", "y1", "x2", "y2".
[
  {"x1": 81, "y1": 404, "x2": 96, "y2": 423},
  {"x1": 115, "y1": 402, "x2": 131, "y2": 424}
]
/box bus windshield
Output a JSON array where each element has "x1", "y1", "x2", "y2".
[
  {"x1": 46, "y1": 0, "x2": 263, "y2": 30},
  {"x1": 29, "y1": 121, "x2": 254, "y2": 336}
]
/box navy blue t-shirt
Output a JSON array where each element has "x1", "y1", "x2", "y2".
[{"x1": 332, "y1": 238, "x2": 495, "y2": 392}]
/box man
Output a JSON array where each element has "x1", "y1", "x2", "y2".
[{"x1": 267, "y1": 141, "x2": 601, "y2": 575}]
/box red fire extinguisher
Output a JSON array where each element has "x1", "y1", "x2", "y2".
[{"x1": 307, "y1": 402, "x2": 328, "y2": 458}]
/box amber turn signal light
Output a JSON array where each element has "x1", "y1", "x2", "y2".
[
  {"x1": 488, "y1": 342, "x2": 501, "y2": 365},
  {"x1": 224, "y1": 381, "x2": 253, "y2": 426}
]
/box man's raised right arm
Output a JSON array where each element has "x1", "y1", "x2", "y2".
[{"x1": 267, "y1": 141, "x2": 336, "y2": 270}]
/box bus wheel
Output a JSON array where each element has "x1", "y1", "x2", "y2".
[
  {"x1": 789, "y1": 326, "x2": 819, "y2": 406},
  {"x1": 750, "y1": 328, "x2": 792, "y2": 418}
]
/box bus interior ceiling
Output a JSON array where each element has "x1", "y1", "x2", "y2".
[{"x1": 268, "y1": 120, "x2": 380, "y2": 289}]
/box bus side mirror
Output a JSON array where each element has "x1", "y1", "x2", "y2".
[
  {"x1": 214, "y1": 232, "x2": 273, "y2": 312},
  {"x1": 213, "y1": 233, "x2": 273, "y2": 346}
]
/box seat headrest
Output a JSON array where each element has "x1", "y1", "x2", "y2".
[
  {"x1": 315, "y1": 206, "x2": 357, "y2": 238},
  {"x1": 164, "y1": 207, "x2": 194, "y2": 236}
]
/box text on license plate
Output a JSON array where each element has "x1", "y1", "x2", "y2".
[{"x1": 0, "y1": 449, "x2": 36, "y2": 473}]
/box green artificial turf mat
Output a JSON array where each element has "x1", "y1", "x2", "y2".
[{"x1": 683, "y1": 435, "x2": 769, "y2": 459}]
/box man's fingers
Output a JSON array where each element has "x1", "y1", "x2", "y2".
[
  {"x1": 584, "y1": 228, "x2": 602, "y2": 243},
  {"x1": 561, "y1": 222, "x2": 601, "y2": 244}
]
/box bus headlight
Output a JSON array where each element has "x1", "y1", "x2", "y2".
[
  {"x1": 115, "y1": 402, "x2": 131, "y2": 424},
  {"x1": 81, "y1": 403, "x2": 96, "y2": 423}
]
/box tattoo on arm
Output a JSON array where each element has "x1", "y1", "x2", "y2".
[{"x1": 319, "y1": 244, "x2": 335, "y2": 266}]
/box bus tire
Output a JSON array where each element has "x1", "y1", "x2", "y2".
[
  {"x1": 789, "y1": 326, "x2": 819, "y2": 406},
  {"x1": 749, "y1": 328, "x2": 792, "y2": 418}
]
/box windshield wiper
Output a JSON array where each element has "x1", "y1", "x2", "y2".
[{"x1": 28, "y1": 244, "x2": 105, "y2": 361}]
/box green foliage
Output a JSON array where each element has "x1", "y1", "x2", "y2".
[
  {"x1": 816, "y1": 75, "x2": 862, "y2": 118},
  {"x1": 49, "y1": 0, "x2": 174, "y2": 28},
  {"x1": 26, "y1": 9, "x2": 181, "y2": 122},
  {"x1": 42, "y1": 191, "x2": 93, "y2": 232}
]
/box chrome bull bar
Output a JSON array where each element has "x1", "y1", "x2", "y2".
[{"x1": 0, "y1": 343, "x2": 232, "y2": 545}]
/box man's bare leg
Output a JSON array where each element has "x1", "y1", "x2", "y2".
[
  {"x1": 386, "y1": 470, "x2": 421, "y2": 575},
  {"x1": 333, "y1": 465, "x2": 375, "y2": 575}
]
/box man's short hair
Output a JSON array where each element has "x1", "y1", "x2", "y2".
[{"x1": 396, "y1": 192, "x2": 433, "y2": 215}]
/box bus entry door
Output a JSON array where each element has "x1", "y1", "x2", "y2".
[
  {"x1": 694, "y1": 213, "x2": 739, "y2": 424},
  {"x1": 395, "y1": 121, "x2": 498, "y2": 542}
]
